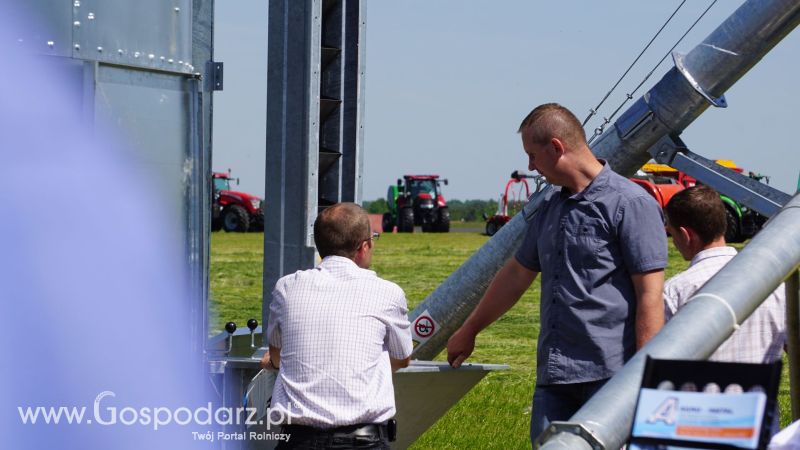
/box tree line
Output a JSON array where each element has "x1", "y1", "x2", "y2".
[{"x1": 363, "y1": 199, "x2": 499, "y2": 222}]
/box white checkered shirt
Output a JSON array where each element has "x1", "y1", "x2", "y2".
[
  {"x1": 266, "y1": 256, "x2": 413, "y2": 427},
  {"x1": 664, "y1": 246, "x2": 786, "y2": 363}
]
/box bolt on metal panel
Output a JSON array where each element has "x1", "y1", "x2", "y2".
[{"x1": 72, "y1": 0, "x2": 194, "y2": 74}]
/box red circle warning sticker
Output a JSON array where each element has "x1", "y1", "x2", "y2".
[{"x1": 414, "y1": 315, "x2": 435, "y2": 338}]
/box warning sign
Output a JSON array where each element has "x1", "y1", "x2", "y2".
[
  {"x1": 415, "y1": 316, "x2": 435, "y2": 337},
  {"x1": 412, "y1": 310, "x2": 439, "y2": 345}
]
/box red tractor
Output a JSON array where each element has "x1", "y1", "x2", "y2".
[
  {"x1": 382, "y1": 175, "x2": 450, "y2": 233},
  {"x1": 212, "y1": 171, "x2": 264, "y2": 232}
]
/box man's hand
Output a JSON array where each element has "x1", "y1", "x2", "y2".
[
  {"x1": 390, "y1": 357, "x2": 411, "y2": 372},
  {"x1": 447, "y1": 325, "x2": 477, "y2": 368},
  {"x1": 259, "y1": 351, "x2": 272, "y2": 370},
  {"x1": 446, "y1": 258, "x2": 538, "y2": 368},
  {"x1": 259, "y1": 346, "x2": 281, "y2": 371}
]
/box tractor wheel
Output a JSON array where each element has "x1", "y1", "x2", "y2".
[
  {"x1": 211, "y1": 199, "x2": 222, "y2": 231},
  {"x1": 399, "y1": 207, "x2": 414, "y2": 233},
  {"x1": 436, "y1": 208, "x2": 450, "y2": 232},
  {"x1": 222, "y1": 205, "x2": 250, "y2": 232},
  {"x1": 382, "y1": 212, "x2": 394, "y2": 232},
  {"x1": 211, "y1": 217, "x2": 223, "y2": 232},
  {"x1": 249, "y1": 213, "x2": 264, "y2": 232},
  {"x1": 486, "y1": 220, "x2": 499, "y2": 237},
  {"x1": 724, "y1": 206, "x2": 742, "y2": 243}
]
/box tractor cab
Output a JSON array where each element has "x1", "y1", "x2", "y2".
[
  {"x1": 408, "y1": 178, "x2": 437, "y2": 199},
  {"x1": 213, "y1": 173, "x2": 234, "y2": 192}
]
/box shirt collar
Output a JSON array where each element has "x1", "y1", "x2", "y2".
[
  {"x1": 560, "y1": 159, "x2": 610, "y2": 201},
  {"x1": 689, "y1": 245, "x2": 737, "y2": 267},
  {"x1": 319, "y1": 255, "x2": 359, "y2": 269}
]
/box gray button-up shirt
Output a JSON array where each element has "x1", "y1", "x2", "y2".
[{"x1": 515, "y1": 162, "x2": 667, "y2": 385}]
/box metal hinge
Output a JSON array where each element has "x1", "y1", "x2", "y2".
[{"x1": 207, "y1": 61, "x2": 224, "y2": 91}]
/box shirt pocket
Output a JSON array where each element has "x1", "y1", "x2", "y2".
[{"x1": 568, "y1": 217, "x2": 611, "y2": 271}]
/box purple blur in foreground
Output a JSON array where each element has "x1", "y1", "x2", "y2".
[{"x1": 0, "y1": 7, "x2": 212, "y2": 449}]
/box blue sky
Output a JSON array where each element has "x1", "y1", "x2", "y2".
[{"x1": 213, "y1": 1, "x2": 799, "y2": 201}]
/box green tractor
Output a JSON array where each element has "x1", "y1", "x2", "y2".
[
  {"x1": 382, "y1": 175, "x2": 450, "y2": 233},
  {"x1": 718, "y1": 194, "x2": 763, "y2": 243},
  {"x1": 718, "y1": 171, "x2": 772, "y2": 243}
]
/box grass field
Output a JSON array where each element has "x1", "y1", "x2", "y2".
[
  {"x1": 210, "y1": 231, "x2": 793, "y2": 449},
  {"x1": 449, "y1": 220, "x2": 486, "y2": 229}
]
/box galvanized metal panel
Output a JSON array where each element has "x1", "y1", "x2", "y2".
[
  {"x1": 263, "y1": 0, "x2": 322, "y2": 343},
  {"x1": 667, "y1": 151, "x2": 791, "y2": 217},
  {"x1": 393, "y1": 361, "x2": 507, "y2": 449},
  {"x1": 340, "y1": 0, "x2": 366, "y2": 203},
  {"x1": 192, "y1": 0, "x2": 214, "y2": 354},
  {"x1": 187, "y1": 76, "x2": 207, "y2": 358},
  {"x1": 72, "y1": 0, "x2": 194, "y2": 74},
  {"x1": 263, "y1": 0, "x2": 366, "y2": 347},
  {"x1": 318, "y1": 0, "x2": 344, "y2": 204},
  {"x1": 18, "y1": 0, "x2": 210, "y2": 363},
  {"x1": 9, "y1": 0, "x2": 73, "y2": 57},
  {"x1": 317, "y1": 0, "x2": 366, "y2": 206},
  {"x1": 94, "y1": 65, "x2": 192, "y2": 254}
]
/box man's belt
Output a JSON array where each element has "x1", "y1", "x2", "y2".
[{"x1": 282, "y1": 421, "x2": 393, "y2": 441}]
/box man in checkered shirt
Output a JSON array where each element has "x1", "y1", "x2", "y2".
[
  {"x1": 663, "y1": 185, "x2": 786, "y2": 363},
  {"x1": 260, "y1": 202, "x2": 412, "y2": 449}
]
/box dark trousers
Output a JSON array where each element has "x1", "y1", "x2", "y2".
[{"x1": 530, "y1": 379, "x2": 609, "y2": 444}]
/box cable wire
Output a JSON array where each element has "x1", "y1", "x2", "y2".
[
  {"x1": 587, "y1": 0, "x2": 719, "y2": 145},
  {"x1": 582, "y1": 0, "x2": 687, "y2": 127}
]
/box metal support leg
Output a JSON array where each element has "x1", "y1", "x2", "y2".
[
  {"x1": 788, "y1": 270, "x2": 800, "y2": 421},
  {"x1": 648, "y1": 134, "x2": 791, "y2": 217}
]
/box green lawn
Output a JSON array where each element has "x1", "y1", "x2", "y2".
[{"x1": 210, "y1": 231, "x2": 793, "y2": 449}]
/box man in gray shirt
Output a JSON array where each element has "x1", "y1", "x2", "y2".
[{"x1": 447, "y1": 103, "x2": 668, "y2": 444}]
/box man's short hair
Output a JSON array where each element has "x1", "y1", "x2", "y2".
[
  {"x1": 517, "y1": 103, "x2": 587, "y2": 149},
  {"x1": 314, "y1": 202, "x2": 371, "y2": 258},
  {"x1": 665, "y1": 185, "x2": 727, "y2": 244}
]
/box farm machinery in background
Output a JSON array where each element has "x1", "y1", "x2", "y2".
[
  {"x1": 382, "y1": 175, "x2": 450, "y2": 233},
  {"x1": 632, "y1": 160, "x2": 769, "y2": 243},
  {"x1": 484, "y1": 170, "x2": 543, "y2": 236},
  {"x1": 212, "y1": 171, "x2": 264, "y2": 233}
]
